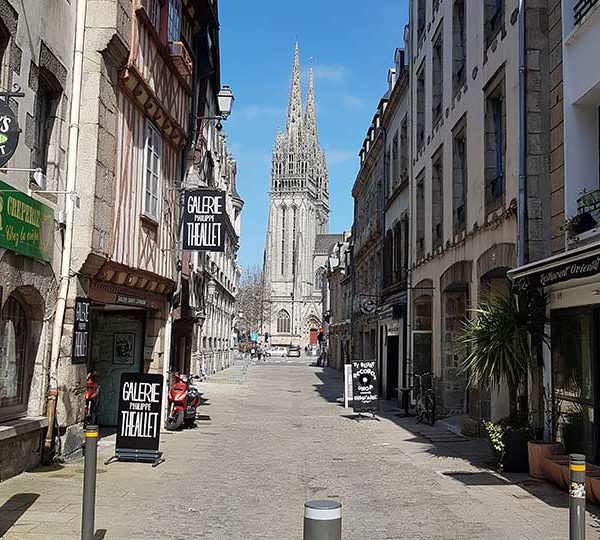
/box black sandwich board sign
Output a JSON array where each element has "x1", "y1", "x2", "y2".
[
  {"x1": 72, "y1": 297, "x2": 90, "y2": 364},
  {"x1": 106, "y1": 372, "x2": 164, "y2": 466},
  {"x1": 182, "y1": 189, "x2": 226, "y2": 252},
  {"x1": 351, "y1": 361, "x2": 379, "y2": 414}
]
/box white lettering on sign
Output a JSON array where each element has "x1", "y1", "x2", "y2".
[
  {"x1": 120, "y1": 411, "x2": 159, "y2": 438},
  {"x1": 186, "y1": 194, "x2": 223, "y2": 215},
  {"x1": 122, "y1": 381, "x2": 161, "y2": 403},
  {"x1": 186, "y1": 222, "x2": 222, "y2": 247}
]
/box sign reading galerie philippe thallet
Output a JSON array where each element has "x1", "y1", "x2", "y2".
[
  {"x1": 182, "y1": 189, "x2": 226, "y2": 252},
  {"x1": 116, "y1": 373, "x2": 164, "y2": 452}
]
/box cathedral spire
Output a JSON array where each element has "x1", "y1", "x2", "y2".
[
  {"x1": 304, "y1": 67, "x2": 318, "y2": 147},
  {"x1": 286, "y1": 42, "x2": 303, "y2": 137}
]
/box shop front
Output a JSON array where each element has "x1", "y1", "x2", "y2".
[{"x1": 510, "y1": 242, "x2": 600, "y2": 464}]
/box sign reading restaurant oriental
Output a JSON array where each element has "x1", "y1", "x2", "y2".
[
  {"x1": 182, "y1": 189, "x2": 226, "y2": 252},
  {"x1": 0, "y1": 179, "x2": 54, "y2": 261},
  {"x1": 517, "y1": 252, "x2": 600, "y2": 289}
]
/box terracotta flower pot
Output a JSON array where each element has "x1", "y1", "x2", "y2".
[
  {"x1": 586, "y1": 472, "x2": 600, "y2": 505},
  {"x1": 527, "y1": 441, "x2": 564, "y2": 479},
  {"x1": 541, "y1": 455, "x2": 570, "y2": 489}
]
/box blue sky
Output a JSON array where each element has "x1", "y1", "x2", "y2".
[{"x1": 219, "y1": 0, "x2": 409, "y2": 268}]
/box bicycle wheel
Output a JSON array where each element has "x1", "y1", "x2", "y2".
[
  {"x1": 415, "y1": 401, "x2": 424, "y2": 424},
  {"x1": 426, "y1": 395, "x2": 436, "y2": 426}
]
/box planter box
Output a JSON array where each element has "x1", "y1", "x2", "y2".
[
  {"x1": 540, "y1": 455, "x2": 570, "y2": 490},
  {"x1": 527, "y1": 441, "x2": 564, "y2": 479}
]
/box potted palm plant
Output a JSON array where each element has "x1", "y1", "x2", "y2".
[{"x1": 460, "y1": 286, "x2": 548, "y2": 472}]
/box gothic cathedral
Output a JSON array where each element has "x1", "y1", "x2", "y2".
[{"x1": 263, "y1": 44, "x2": 330, "y2": 347}]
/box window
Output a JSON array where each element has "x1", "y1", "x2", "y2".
[
  {"x1": 452, "y1": 117, "x2": 467, "y2": 234},
  {"x1": 144, "y1": 121, "x2": 161, "y2": 221},
  {"x1": 0, "y1": 21, "x2": 10, "y2": 92},
  {"x1": 0, "y1": 296, "x2": 29, "y2": 420},
  {"x1": 432, "y1": 24, "x2": 444, "y2": 127},
  {"x1": 385, "y1": 148, "x2": 392, "y2": 195},
  {"x1": 400, "y1": 116, "x2": 408, "y2": 184},
  {"x1": 484, "y1": 0, "x2": 504, "y2": 48},
  {"x1": 384, "y1": 229, "x2": 394, "y2": 287},
  {"x1": 552, "y1": 308, "x2": 595, "y2": 461},
  {"x1": 167, "y1": 0, "x2": 181, "y2": 42},
  {"x1": 416, "y1": 172, "x2": 425, "y2": 258},
  {"x1": 33, "y1": 71, "x2": 61, "y2": 175},
  {"x1": 277, "y1": 310, "x2": 291, "y2": 334},
  {"x1": 315, "y1": 267, "x2": 326, "y2": 290},
  {"x1": 416, "y1": 64, "x2": 425, "y2": 151},
  {"x1": 280, "y1": 206, "x2": 286, "y2": 274},
  {"x1": 484, "y1": 72, "x2": 505, "y2": 213},
  {"x1": 291, "y1": 207, "x2": 297, "y2": 275},
  {"x1": 392, "y1": 130, "x2": 399, "y2": 189},
  {"x1": 150, "y1": 0, "x2": 162, "y2": 33},
  {"x1": 417, "y1": 0, "x2": 426, "y2": 43},
  {"x1": 432, "y1": 147, "x2": 444, "y2": 249},
  {"x1": 453, "y1": 0, "x2": 466, "y2": 94}
]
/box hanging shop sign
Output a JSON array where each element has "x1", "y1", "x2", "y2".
[
  {"x1": 182, "y1": 189, "x2": 226, "y2": 252},
  {"x1": 351, "y1": 361, "x2": 379, "y2": 413},
  {"x1": 72, "y1": 297, "x2": 91, "y2": 364},
  {"x1": 0, "y1": 99, "x2": 20, "y2": 167},
  {"x1": 0, "y1": 179, "x2": 54, "y2": 261},
  {"x1": 108, "y1": 372, "x2": 164, "y2": 466},
  {"x1": 517, "y1": 252, "x2": 600, "y2": 289}
]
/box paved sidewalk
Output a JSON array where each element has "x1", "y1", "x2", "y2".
[{"x1": 0, "y1": 357, "x2": 599, "y2": 539}]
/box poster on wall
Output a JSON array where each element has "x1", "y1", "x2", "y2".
[
  {"x1": 106, "y1": 372, "x2": 164, "y2": 466},
  {"x1": 113, "y1": 333, "x2": 135, "y2": 365},
  {"x1": 182, "y1": 189, "x2": 226, "y2": 252},
  {"x1": 72, "y1": 297, "x2": 90, "y2": 364},
  {"x1": 351, "y1": 361, "x2": 379, "y2": 414}
]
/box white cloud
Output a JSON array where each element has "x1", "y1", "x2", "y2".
[
  {"x1": 325, "y1": 149, "x2": 355, "y2": 165},
  {"x1": 341, "y1": 93, "x2": 367, "y2": 110}
]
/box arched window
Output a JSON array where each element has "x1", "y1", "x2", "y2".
[
  {"x1": 315, "y1": 267, "x2": 326, "y2": 290},
  {"x1": 0, "y1": 296, "x2": 29, "y2": 419},
  {"x1": 277, "y1": 310, "x2": 291, "y2": 334}
]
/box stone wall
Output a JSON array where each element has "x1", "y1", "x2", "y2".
[{"x1": 0, "y1": 428, "x2": 44, "y2": 482}]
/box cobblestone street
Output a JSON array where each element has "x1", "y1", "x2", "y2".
[{"x1": 1, "y1": 358, "x2": 599, "y2": 539}]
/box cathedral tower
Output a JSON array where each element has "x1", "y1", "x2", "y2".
[{"x1": 263, "y1": 44, "x2": 329, "y2": 346}]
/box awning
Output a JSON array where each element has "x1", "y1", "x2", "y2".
[{"x1": 508, "y1": 241, "x2": 600, "y2": 288}]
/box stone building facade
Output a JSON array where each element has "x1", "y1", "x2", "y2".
[
  {"x1": 0, "y1": 0, "x2": 77, "y2": 481},
  {"x1": 263, "y1": 45, "x2": 329, "y2": 347},
  {"x1": 407, "y1": 0, "x2": 553, "y2": 420}
]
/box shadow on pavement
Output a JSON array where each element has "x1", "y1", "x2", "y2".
[
  {"x1": 0, "y1": 493, "x2": 39, "y2": 536},
  {"x1": 94, "y1": 529, "x2": 108, "y2": 539},
  {"x1": 312, "y1": 368, "x2": 344, "y2": 404}
]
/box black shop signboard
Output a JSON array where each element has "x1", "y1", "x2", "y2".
[
  {"x1": 109, "y1": 373, "x2": 164, "y2": 466},
  {"x1": 182, "y1": 189, "x2": 226, "y2": 252},
  {"x1": 72, "y1": 297, "x2": 90, "y2": 364},
  {"x1": 351, "y1": 361, "x2": 379, "y2": 414}
]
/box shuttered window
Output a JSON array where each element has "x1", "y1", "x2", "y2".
[{"x1": 143, "y1": 121, "x2": 161, "y2": 221}]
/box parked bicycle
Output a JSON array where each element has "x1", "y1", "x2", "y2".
[{"x1": 414, "y1": 372, "x2": 436, "y2": 426}]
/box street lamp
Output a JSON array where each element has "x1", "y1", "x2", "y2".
[{"x1": 197, "y1": 85, "x2": 235, "y2": 126}]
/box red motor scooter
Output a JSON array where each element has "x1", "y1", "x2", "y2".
[
  {"x1": 166, "y1": 372, "x2": 201, "y2": 431},
  {"x1": 84, "y1": 370, "x2": 99, "y2": 426}
]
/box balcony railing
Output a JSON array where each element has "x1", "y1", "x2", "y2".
[{"x1": 574, "y1": 0, "x2": 599, "y2": 25}]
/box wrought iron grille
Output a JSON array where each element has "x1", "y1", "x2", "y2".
[{"x1": 574, "y1": 0, "x2": 599, "y2": 25}]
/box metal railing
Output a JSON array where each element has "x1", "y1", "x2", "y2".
[{"x1": 574, "y1": 0, "x2": 599, "y2": 25}]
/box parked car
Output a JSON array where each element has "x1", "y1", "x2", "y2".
[
  {"x1": 267, "y1": 345, "x2": 288, "y2": 357},
  {"x1": 287, "y1": 344, "x2": 301, "y2": 357}
]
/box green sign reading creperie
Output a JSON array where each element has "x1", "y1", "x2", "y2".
[{"x1": 0, "y1": 179, "x2": 54, "y2": 261}]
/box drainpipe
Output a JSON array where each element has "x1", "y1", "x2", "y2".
[
  {"x1": 518, "y1": 0, "x2": 527, "y2": 266},
  {"x1": 44, "y1": 0, "x2": 87, "y2": 454}
]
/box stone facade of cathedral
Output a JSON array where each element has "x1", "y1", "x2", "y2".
[{"x1": 263, "y1": 44, "x2": 331, "y2": 347}]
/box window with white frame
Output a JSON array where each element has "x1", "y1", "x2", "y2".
[{"x1": 144, "y1": 122, "x2": 161, "y2": 221}]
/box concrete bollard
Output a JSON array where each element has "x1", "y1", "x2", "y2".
[
  {"x1": 569, "y1": 453, "x2": 586, "y2": 540},
  {"x1": 81, "y1": 425, "x2": 99, "y2": 540},
  {"x1": 303, "y1": 500, "x2": 341, "y2": 540}
]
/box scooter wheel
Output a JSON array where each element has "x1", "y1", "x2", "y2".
[
  {"x1": 184, "y1": 417, "x2": 196, "y2": 429},
  {"x1": 166, "y1": 416, "x2": 178, "y2": 431}
]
